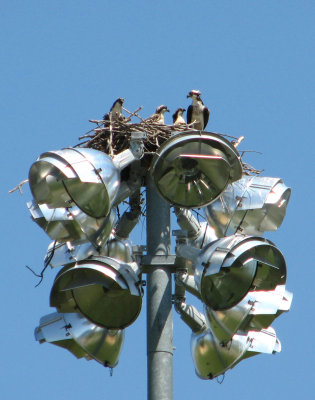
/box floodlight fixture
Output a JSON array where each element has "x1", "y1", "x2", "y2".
[
  {"x1": 29, "y1": 147, "x2": 142, "y2": 218},
  {"x1": 193, "y1": 235, "x2": 287, "y2": 311},
  {"x1": 44, "y1": 203, "x2": 140, "y2": 268},
  {"x1": 191, "y1": 325, "x2": 281, "y2": 379},
  {"x1": 174, "y1": 295, "x2": 283, "y2": 379},
  {"x1": 50, "y1": 255, "x2": 142, "y2": 329},
  {"x1": 46, "y1": 240, "x2": 98, "y2": 269},
  {"x1": 205, "y1": 285, "x2": 293, "y2": 343},
  {"x1": 27, "y1": 200, "x2": 115, "y2": 246},
  {"x1": 205, "y1": 176, "x2": 291, "y2": 237},
  {"x1": 150, "y1": 132, "x2": 242, "y2": 208},
  {"x1": 35, "y1": 312, "x2": 124, "y2": 368}
]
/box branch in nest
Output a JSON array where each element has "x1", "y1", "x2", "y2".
[
  {"x1": 9, "y1": 179, "x2": 29, "y2": 194},
  {"x1": 232, "y1": 136, "x2": 245, "y2": 148},
  {"x1": 122, "y1": 106, "x2": 143, "y2": 122}
]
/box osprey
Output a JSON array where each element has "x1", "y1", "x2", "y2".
[
  {"x1": 103, "y1": 97, "x2": 125, "y2": 125},
  {"x1": 144, "y1": 105, "x2": 170, "y2": 124},
  {"x1": 186, "y1": 90, "x2": 210, "y2": 130},
  {"x1": 172, "y1": 108, "x2": 186, "y2": 125}
]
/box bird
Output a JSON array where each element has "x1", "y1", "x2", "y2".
[
  {"x1": 172, "y1": 108, "x2": 186, "y2": 125},
  {"x1": 103, "y1": 97, "x2": 125, "y2": 125},
  {"x1": 186, "y1": 90, "x2": 210, "y2": 130},
  {"x1": 143, "y1": 105, "x2": 170, "y2": 124}
]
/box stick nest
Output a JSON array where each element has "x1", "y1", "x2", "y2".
[{"x1": 75, "y1": 106, "x2": 261, "y2": 174}]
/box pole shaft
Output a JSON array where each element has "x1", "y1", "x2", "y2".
[{"x1": 146, "y1": 176, "x2": 173, "y2": 400}]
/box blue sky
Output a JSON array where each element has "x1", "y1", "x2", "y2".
[{"x1": 1, "y1": 1, "x2": 314, "y2": 399}]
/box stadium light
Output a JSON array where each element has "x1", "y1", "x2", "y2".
[
  {"x1": 205, "y1": 285, "x2": 293, "y2": 343},
  {"x1": 29, "y1": 146, "x2": 142, "y2": 218},
  {"x1": 191, "y1": 325, "x2": 281, "y2": 379},
  {"x1": 50, "y1": 254, "x2": 143, "y2": 329},
  {"x1": 27, "y1": 200, "x2": 115, "y2": 245},
  {"x1": 205, "y1": 176, "x2": 291, "y2": 237},
  {"x1": 150, "y1": 132, "x2": 242, "y2": 208},
  {"x1": 35, "y1": 311, "x2": 124, "y2": 368},
  {"x1": 176, "y1": 234, "x2": 287, "y2": 311}
]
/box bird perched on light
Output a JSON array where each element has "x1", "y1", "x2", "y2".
[
  {"x1": 172, "y1": 108, "x2": 186, "y2": 125},
  {"x1": 143, "y1": 105, "x2": 170, "y2": 124},
  {"x1": 186, "y1": 90, "x2": 210, "y2": 130},
  {"x1": 103, "y1": 98, "x2": 125, "y2": 125}
]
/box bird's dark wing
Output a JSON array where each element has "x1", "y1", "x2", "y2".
[
  {"x1": 103, "y1": 112, "x2": 110, "y2": 127},
  {"x1": 143, "y1": 113, "x2": 158, "y2": 123},
  {"x1": 172, "y1": 111, "x2": 177, "y2": 124},
  {"x1": 187, "y1": 105, "x2": 193, "y2": 124},
  {"x1": 203, "y1": 107, "x2": 210, "y2": 129}
]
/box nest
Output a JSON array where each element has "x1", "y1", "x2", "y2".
[
  {"x1": 78, "y1": 119, "x2": 197, "y2": 156},
  {"x1": 76, "y1": 106, "x2": 206, "y2": 169},
  {"x1": 75, "y1": 106, "x2": 261, "y2": 174}
]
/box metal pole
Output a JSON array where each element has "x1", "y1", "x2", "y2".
[{"x1": 146, "y1": 175, "x2": 173, "y2": 400}]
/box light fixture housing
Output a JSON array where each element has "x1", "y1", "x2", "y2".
[
  {"x1": 194, "y1": 235, "x2": 287, "y2": 311},
  {"x1": 50, "y1": 255, "x2": 142, "y2": 329},
  {"x1": 205, "y1": 176, "x2": 291, "y2": 237},
  {"x1": 205, "y1": 285, "x2": 292, "y2": 343},
  {"x1": 150, "y1": 132, "x2": 242, "y2": 208},
  {"x1": 29, "y1": 147, "x2": 140, "y2": 218},
  {"x1": 191, "y1": 326, "x2": 281, "y2": 379},
  {"x1": 35, "y1": 312, "x2": 124, "y2": 367},
  {"x1": 27, "y1": 200, "x2": 115, "y2": 246}
]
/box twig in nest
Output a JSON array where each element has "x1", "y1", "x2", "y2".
[
  {"x1": 242, "y1": 162, "x2": 264, "y2": 175},
  {"x1": 122, "y1": 106, "x2": 143, "y2": 122},
  {"x1": 9, "y1": 179, "x2": 29, "y2": 195},
  {"x1": 232, "y1": 136, "x2": 245, "y2": 148}
]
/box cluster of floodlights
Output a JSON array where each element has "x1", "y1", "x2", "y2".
[{"x1": 26, "y1": 128, "x2": 291, "y2": 378}]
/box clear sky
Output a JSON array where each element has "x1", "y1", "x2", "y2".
[{"x1": 1, "y1": 1, "x2": 314, "y2": 399}]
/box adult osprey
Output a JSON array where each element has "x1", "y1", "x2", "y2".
[
  {"x1": 186, "y1": 90, "x2": 210, "y2": 130},
  {"x1": 103, "y1": 97, "x2": 125, "y2": 125}
]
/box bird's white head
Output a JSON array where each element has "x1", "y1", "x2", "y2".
[
  {"x1": 115, "y1": 98, "x2": 125, "y2": 106},
  {"x1": 187, "y1": 90, "x2": 201, "y2": 99},
  {"x1": 175, "y1": 108, "x2": 186, "y2": 116},
  {"x1": 156, "y1": 105, "x2": 170, "y2": 114}
]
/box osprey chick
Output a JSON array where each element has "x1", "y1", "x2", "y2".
[
  {"x1": 186, "y1": 90, "x2": 210, "y2": 130},
  {"x1": 144, "y1": 105, "x2": 170, "y2": 124},
  {"x1": 172, "y1": 108, "x2": 186, "y2": 125}
]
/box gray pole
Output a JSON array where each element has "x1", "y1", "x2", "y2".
[{"x1": 146, "y1": 175, "x2": 173, "y2": 400}]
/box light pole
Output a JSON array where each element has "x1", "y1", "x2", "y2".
[{"x1": 146, "y1": 174, "x2": 173, "y2": 400}]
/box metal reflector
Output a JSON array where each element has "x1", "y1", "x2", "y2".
[
  {"x1": 194, "y1": 235, "x2": 286, "y2": 310},
  {"x1": 205, "y1": 285, "x2": 293, "y2": 343},
  {"x1": 29, "y1": 148, "x2": 122, "y2": 218},
  {"x1": 205, "y1": 176, "x2": 291, "y2": 237},
  {"x1": 50, "y1": 256, "x2": 142, "y2": 329},
  {"x1": 191, "y1": 326, "x2": 280, "y2": 379},
  {"x1": 150, "y1": 132, "x2": 242, "y2": 208},
  {"x1": 35, "y1": 312, "x2": 124, "y2": 367},
  {"x1": 27, "y1": 200, "x2": 115, "y2": 245}
]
